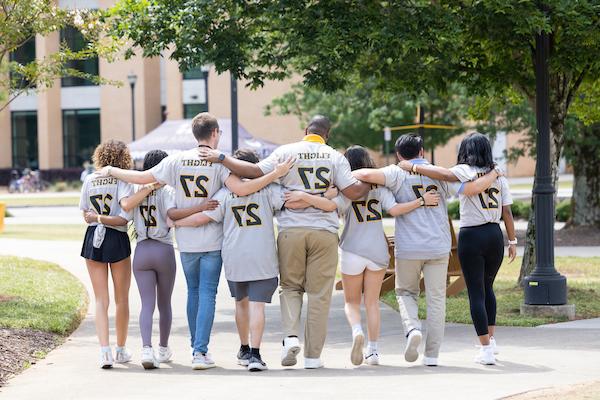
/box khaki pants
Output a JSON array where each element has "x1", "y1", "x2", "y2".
[
  {"x1": 278, "y1": 228, "x2": 338, "y2": 359},
  {"x1": 395, "y1": 256, "x2": 449, "y2": 358}
]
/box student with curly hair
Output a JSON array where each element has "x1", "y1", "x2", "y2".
[{"x1": 80, "y1": 140, "x2": 135, "y2": 369}]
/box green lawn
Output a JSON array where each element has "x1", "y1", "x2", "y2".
[
  {"x1": 0, "y1": 224, "x2": 87, "y2": 241},
  {"x1": 0, "y1": 195, "x2": 80, "y2": 208},
  {"x1": 0, "y1": 256, "x2": 88, "y2": 335},
  {"x1": 510, "y1": 180, "x2": 573, "y2": 191},
  {"x1": 381, "y1": 256, "x2": 600, "y2": 327}
]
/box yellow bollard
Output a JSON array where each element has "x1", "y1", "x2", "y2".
[{"x1": 0, "y1": 202, "x2": 5, "y2": 234}]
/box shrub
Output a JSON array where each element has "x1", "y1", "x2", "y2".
[
  {"x1": 556, "y1": 199, "x2": 572, "y2": 222},
  {"x1": 447, "y1": 200, "x2": 460, "y2": 220},
  {"x1": 511, "y1": 200, "x2": 531, "y2": 220}
]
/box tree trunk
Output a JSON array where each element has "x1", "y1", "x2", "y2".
[
  {"x1": 570, "y1": 124, "x2": 600, "y2": 227},
  {"x1": 517, "y1": 116, "x2": 563, "y2": 285}
]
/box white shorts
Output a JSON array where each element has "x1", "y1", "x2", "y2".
[{"x1": 340, "y1": 250, "x2": 386, "y2": 275}]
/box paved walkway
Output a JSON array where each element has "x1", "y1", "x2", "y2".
[{"x1": 0, "y1": 239, "x2": 599, "y2": 400}]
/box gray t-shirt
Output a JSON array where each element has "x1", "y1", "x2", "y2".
[
  {"x1": 79, "y1": 172, "x2": 132, "y2": 224},
  {"x1": 150, "y1": 148, "x2": 231, "y2": 252},
  {"x1": 257, "y1": 138, "x2": 357, "y2": 233},
  {"x1": 450, "y1": 164, "x2": 513, "y2": 228},
  {"x1": 204, "y1": 184, "x2": 285, "y2": 282},
  {"x1": 334, "y1": 185, "x2": 397, "y2": 267},
  {"x1": 383, "y1": 160, "x2": 457, "y2": 260},
  {"x1": 132, "y1": 186, "x2": 176, "y2": 245}
]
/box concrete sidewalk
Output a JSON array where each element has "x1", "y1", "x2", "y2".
[{"x1": 0, "y1": 239, "x2": 599, "y2": 400}]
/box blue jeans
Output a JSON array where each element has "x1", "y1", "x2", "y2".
[{"x1": 180, "y1": 251, "x2": 222, "y2": 354}]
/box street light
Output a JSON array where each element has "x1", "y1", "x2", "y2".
[
  {"x1": 522, "y1": 26, "x2": 568, "y2": 305},
  {"x1": 230, "y1": 72, "x2": 238, "y2": 153},
  {"x1": 127, "y1": 71, "x2": 138, "y2": 142}
]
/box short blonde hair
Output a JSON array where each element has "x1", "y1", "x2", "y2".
[
  {"x1": 191, "y1": 112, "x2": 219, "y2": 141},
  {"x1": 92, "y1": 140, "x2": 132, "y2": 169}
]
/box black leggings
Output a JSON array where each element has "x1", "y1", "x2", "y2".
[{"x1": 458, "y1": 223, "x2": 504, "y2": 336}]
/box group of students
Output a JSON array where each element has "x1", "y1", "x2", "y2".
[{"x1": 79, "y1": 112, "x2": 517, "y2": 372}]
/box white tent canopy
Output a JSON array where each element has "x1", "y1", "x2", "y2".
[{"x1": 128, "y1": 119, "x2": 278, "y2": 161}]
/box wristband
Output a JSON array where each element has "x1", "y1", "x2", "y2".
[
  {"x1": 97, "y1": 214, "x2": 102, "y2": 224},
  {"x1": 411, "y1": 164, "x2": 418, "y2": 174},
  {"x1": 320, "y1": 192, "x2": 325, "y2": 198},
  {"x1": 508, "y1": 238, "x2": 518, "y2": 245}
]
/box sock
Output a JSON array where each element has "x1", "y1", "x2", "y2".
[
  {"x1": 251, "y1": 348, "x2": 261, "y2": 357},
  {"x1": 240, "y1": 344, "x2": 250, "y2": 352},
  {"x1": 116, "y1": 346, "x2": 125, "y2": 352},
  {"x1": 352, "y1": 324, "x2": 363, "y2": 337},
  {"x1": 367, "y1": 341, "x2": 378, "y2": 352},
  {"x1": 101, "y1": 346, "x2": 111, "y2": 353}
]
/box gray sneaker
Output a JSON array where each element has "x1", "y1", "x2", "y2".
[
  {"x1": 248, "y1": 355, "x2": 268, "y2": 372},
  {"x1": 237, "y1": 347, "x2": 251, "y2": 366}
]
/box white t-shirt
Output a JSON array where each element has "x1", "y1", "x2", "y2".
[
  {"x1": 150, "y1": 148, "x2": 231, "y2": 252},
  {"x1": 257, "y1": 138, "x2": 357, "y2": 234},
  {"x1": 132, "y1": 186, "x2": 176, "y2": 245},
  {"x1": 382, "y1": 160, "x2": 458, "y2": 260},
  {"x1": 204, "y1": 184, "x2": 285, "y2": 282},
  {"x1": 79, "y1": 172, "x2": 132, "y2": 223},
  {"x1": 450, "y1": 164, "x2": 513, "y2": 228},
  {"x1": 334, "y1": 185, "x2": 397, "y2": 267}
]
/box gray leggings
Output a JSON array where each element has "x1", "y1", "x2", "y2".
[{"x1": 133, "y1": 239, "x2": 176, "y2": 347}]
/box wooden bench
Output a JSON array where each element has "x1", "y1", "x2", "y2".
[{"x1": 335, "y1": 216, "x2": 466, "y2": 297}]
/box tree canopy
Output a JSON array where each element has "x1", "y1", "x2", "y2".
[{"x1": 0, "y1": 0, "x2": 113, "y2": 111}]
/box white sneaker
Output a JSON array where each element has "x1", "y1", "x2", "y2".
[
  {"x1": 490, "y1": 337, "x2": 499, "y2": 355},
  {"x1": 115, "y1": 347, "x2": 132, "y2": 363},
  {"x1": 304, "y1": 357, "x2": 324, "y2": 369},
  {"x1": 157, "y1": 346, "x2": 173, "y2": 363},
  {"x1": 99, "y1": 349, "x2": 114, "y2": 369},
  {"x1": 281, "y1": 336, "x2": 301, "y2": 367},
  {"x1": 192, "y1": 352, "x2": 216, "y2": 370},
  {"x1": 141, "y1": 347, "x2": 159, "y2": 370},
  {"x1": 364, "y1": 351, "x2": 379, "y2": 366},
  {"x1": 404, "y1": 330, "x2": 422, "y2": 363},
  {"x1": 475, "y1": 345, "x2": 496, "y2": 365},
  {"x1": 350, "y1": 331, "x2": 365, "y2": 366},
  {"x1": 423, "y1": 356, "x2": 438, "y2": 367}
]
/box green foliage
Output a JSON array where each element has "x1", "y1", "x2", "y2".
[
  {"x1": 266, "y1": 81, "x2": 470, "y2": 150},
  {"x1": 382, "y1": 256, "x2": 600, "y2": 326},
  {"x1": 0, "y1": 256, "x2": 88, "y2": 334},
  {"x1": 0, "y1": 1, "x2": 114, "y2": 110},
  {"x1": 556, "y1": 199, "x2": 572, "y2": 223},
  {"x1": 447, "y1": 200, "x2": 460, "y2": 220},
  {"x1": 511, "y1": 200, "x2": 531, "y2": 220}
]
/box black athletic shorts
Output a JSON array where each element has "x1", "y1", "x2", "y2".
[
  {"x1": 227, "y1": 277, "x2": 279, "y2": 303},
  {"x1": 81, "y1": 225, "x2": 131, "y2": 263}
]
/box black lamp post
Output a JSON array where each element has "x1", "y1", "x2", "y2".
[
  {"x1": 230, "y1": 73, "x2": 239, "y2": 152},
  {"x1": 127, "y1": 72, "x2": 138, "y2": 142},
  {"x1": 523, "y1": 20, "x2": 568, "y2": 305}
]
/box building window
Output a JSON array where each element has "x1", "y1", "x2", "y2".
[
  {"x1": 182, "y1": 66, "x2": 209, "y2": 119},
  {"x1": 63, "y1": 109, "x2": 100, "y2": 168},
  {"x1": 11, "y1": 111, "x2": 39, "y2": 169},
  {"x1": 9, "y1": 37, "x2": 36, "y2": 89},
  {"x1": 60, "y1": 26, "x2": 99, "y2": 87},
  {"x1": 183, "y1": 103, "x2": 208, "y2": 119}
]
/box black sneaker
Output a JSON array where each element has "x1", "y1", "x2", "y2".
[
  {"x1": 237, "y1": 348, "x2": 251, "y2": 366},
  {"x1": 248, "y1": 355, "x2": 268, "y2": 372}
]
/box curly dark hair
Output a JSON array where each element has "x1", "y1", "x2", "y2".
[{"x1": 92, "y1": 140, "x2": 132, "y2": 170}]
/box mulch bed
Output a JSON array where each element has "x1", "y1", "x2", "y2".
[
  {"x1": 0, "y1": 329, "x2": 61, "y2": 387},
  {"x1": 515, "y1": 225, "x2": 600, "y2": 247}
]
